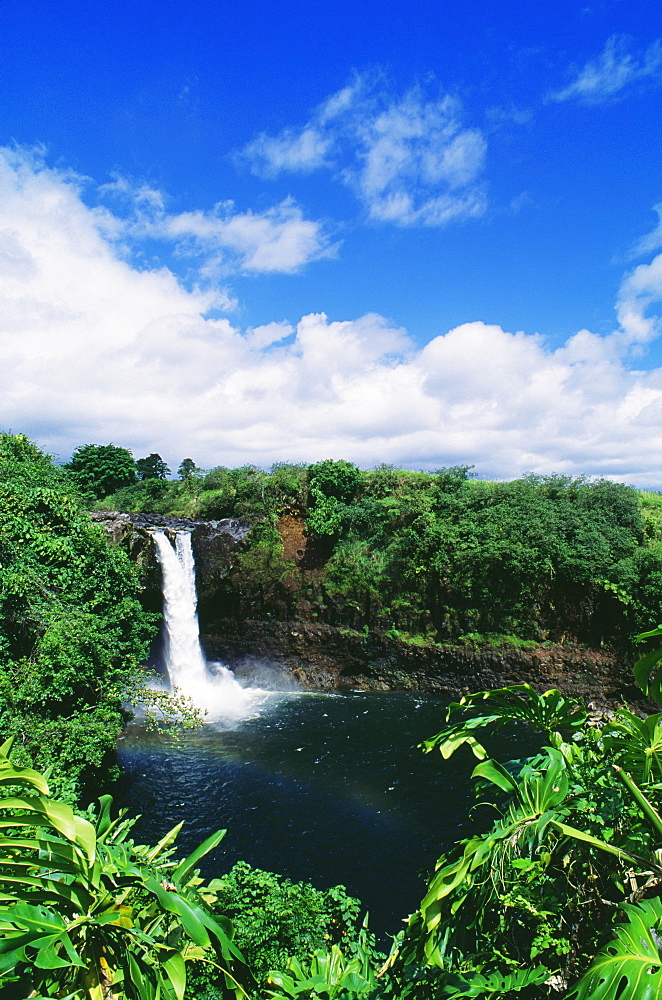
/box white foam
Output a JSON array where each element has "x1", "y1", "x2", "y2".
[{"x1": 151, "y1": 530, "x2": 282, "y2": 726}]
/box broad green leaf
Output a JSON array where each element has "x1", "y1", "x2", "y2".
[
  {"x1": 633, "y1": 647, "x2": 662, "y2": 701},
  {"x1": 567, "y1": 898, "x2": 662, "y2": 1000},
  {"x1": 0, "y1": 902, "x2": 65, "y2": 934},
  {"x1": 549, "y1": 820, "x2": 657, "y2": 871},
  {"x1": 471, "y1": 758, "x2": 518, "y2": 794},
  {"x1": 0, "y1": 754, "x2": 49, "y2": 794},
  {"x1": 143, "y1": 879, "x2": 211, "y2": 947},
  {"x1": 162, "y1": 950, "x2": 186, "y2": 1000},
  {"x1": 34, "y1": 935, "x2": 74, "y2": 970},
  {"x1": 172, "y1": 828, "x2": 226, "y2": 882},
  {"x1": 144, "y1": 821, "x2": 184, "y2": 862}
]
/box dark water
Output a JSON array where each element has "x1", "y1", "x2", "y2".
[{"x1": 116, "y1": 691, "x2": 534, "y2": 939}]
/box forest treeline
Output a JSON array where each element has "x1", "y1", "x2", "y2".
[{"x1": 81, "y1": 442, "x2": 662, "y2": 650}]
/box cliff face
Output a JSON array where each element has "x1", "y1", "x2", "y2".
[
  {"x1": 203, "y1": 619, "x2": 639, "y2": 710},
  {"x1": 89, "y1": 511, "x2": 250, "y2": 614},
  {"x1": 92, "y1": 511, "x2": 640, "y2": 708}
]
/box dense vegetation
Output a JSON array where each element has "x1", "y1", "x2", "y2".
[
  {"x1": 93, "y1": 451, "x2": 662, "y2": 651},
  {"x1": 4, "y1": 434, "x2": 662, "y2": 998},
  {"x1": 4, "y1": 669, "x2": 662, "y2": 998},
  {"x1": 0, "y1": 434, "x2": 157, "y2": 798}
]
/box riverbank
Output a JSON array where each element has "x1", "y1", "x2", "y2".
[{"x1": 202, "y1": 619, "x2": 644, "y2": 710}]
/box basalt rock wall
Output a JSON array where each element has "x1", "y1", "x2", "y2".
[
  {"x1": 204, "y1": 620, "x2": 641, "y2": 710},
  {"x1": 90, "y1": 511, "x2": 250, "y2": 614}
]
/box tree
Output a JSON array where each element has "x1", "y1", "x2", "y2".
[
  {"x1": 306, "y1": 460, "x2": 362, "y2": 537},
  {"x1": 307, "y1": 460, "x2": 362, "y2": 505},
  {"x1": 135, "y1": 452, "x2": 171, "y2": 481},
  {"x1": 178, "y1": 457, "x2": 199, "y2": 479},
  {"x1": 0, "y1": 433, "x2": 156, "y2": 796},
  {"x1": 66, "y1": 443, "x2": 136, "y2": 498}
]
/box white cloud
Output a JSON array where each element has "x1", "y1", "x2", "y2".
[
  {"x1": 238, "y1": 76, "x2": 488, "y2": 228},
  {"x1": 98, "y1": 165, "x2": 333, "y2": 277},
  {"x1": 3, "y1": 149, "x2": 662, "y2": 486},
  {"x1": 548, "y1": 35, "x2": 662, "y2": 104},
  {"x1": 156, "y1": 197, "x2": 335, "y2": 274},
  {"x1": 630, "y1": 204, "x2": 662, "y2": 259},
  {"x1": 239, "y1": 127, "x2": 333, "y2": 177}
]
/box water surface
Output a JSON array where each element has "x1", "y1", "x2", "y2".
[{"x1": 116, "y1": 691, "x2": 533, "y2": 938}]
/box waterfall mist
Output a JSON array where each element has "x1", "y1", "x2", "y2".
[{"x1": 151, "y1": 530, "x2": 283, "y2": 724}]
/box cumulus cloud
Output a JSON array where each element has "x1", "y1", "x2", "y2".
[
  {"x1": 548, "y1": 35, "x2": 662, "y2": 104},
  {"x1": 237, "y1": 75, "x2": 487, "y2": 227},
  {"x1": 3, "y1": 148, "x2": 662, "y2": 486},
  {"x1": 99, "y1": 167, "x2": 333, "y2": 277}
]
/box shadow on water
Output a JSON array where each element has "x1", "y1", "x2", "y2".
[{"x1": 116, "y1": 690, "x2": 539, "y2": 940}]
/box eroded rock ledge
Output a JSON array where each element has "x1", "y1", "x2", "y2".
[{"x1": 203, "y1": 619, "x2": 642, "y2": 710}]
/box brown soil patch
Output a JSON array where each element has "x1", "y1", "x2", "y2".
[{"x1": 278, "y1": 512, "x2": 307, "y2": 564}]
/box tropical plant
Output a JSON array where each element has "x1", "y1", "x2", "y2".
[
  {"x1": 385, "y1": 673, "x2": 662, "y2": 999},
  {"x1": 0, "y1": 738, "x2": 251, "y2": 999},
  {"x1": 602, "y1": 707, "x2": 662, "y2": 783},
  {"x1": 209, "y1": 862, "x2": 369, "y2": 985},
  {"x1": 266, "y1": 939, "x2": 377, "y2": 1000},
  {"x1": 633, "y1": 622, "x2": 662, "y2": 701},
  {"x1": 564, "y1": 897, "x2": 662, "y2": 1000},
  {"x1": 421, "y1": 684, "x2": 587, "y2": 761}
]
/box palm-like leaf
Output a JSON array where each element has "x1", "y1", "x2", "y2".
[
  {"x1": 633, "y1": 624, "x2": 662, "y2": 702},
  {"x1": 566, "y1": 898, "x2": 662, "y2": 1000},
  {"x1": 422, "y1": 685, "x2": 587, "y2": 761},
  {"x1": 603, "y1": 709, "x2": 662, "y2": 783},
  {"x1": 0, "y1": 738, "x2": 250, "y2": 999}
]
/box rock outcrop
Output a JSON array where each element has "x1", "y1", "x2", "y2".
[
  {"x1": 203, "y1": 619, "x2": 640, "y2": 709},
  {"x1": 90, "y1": 511, "x2": 250, "y2": 613}
]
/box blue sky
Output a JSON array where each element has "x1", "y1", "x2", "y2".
[{"x1": 1, "y1": 0, "x2": 662, "y2": 483}]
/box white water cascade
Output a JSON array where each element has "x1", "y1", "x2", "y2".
[{"x1": 151, "y1": 530, "x2": 269, "y2": 723}]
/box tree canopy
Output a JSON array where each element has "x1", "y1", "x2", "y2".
[
  {"x1": 66, "y1": 443, "x2": 136, "y2": 498},
  {"x1": 135, "y1": 452, "x2": 171, "y2": 480},
  {"x1": 0, "y1": 433, "x2": 156, "y2": 796}
]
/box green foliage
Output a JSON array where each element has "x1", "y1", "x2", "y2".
[
  {"x1": 136, "y1": 452, "x2": 171, "y2": 480},
  {"x1": 266, "y1": 941, "x2": 377, "y2": 1000},
  {"x1": 209, "y1": 862, "x2": 372, "y2": 986},
  {"x1": 565, "y1": 898, "x2": 662, "y2": 1000},
  {"x1": 422, "y1": 685, "x2": 587, "y2": 761},
  {"x1": 0, "y1": 738, "x2": 251, "y2": 999},
  {"x1": 0, "y1": 433, "x2": 157, "y2": 796},
  {"x1": 95, "y1": 446, "x2": 662, "y2": 650},
  {"x1": 66, "y1": 442, "x2": 137, "y2": 498},
  {"x1": 633, "y1": 622, "x2": 662, "y2": 700},
  {"x1": 308, "y1": 461, "x2": 362, "y2": 506},
  {"x1": 179, "y1": 458, "x2": 200, "y2": 480},
  {"x1": 307, "y1": 461, "x2": 362, "y2": 537},
  {"x1": 384, "y1": 667, "x2": 662, "y2": 999}
]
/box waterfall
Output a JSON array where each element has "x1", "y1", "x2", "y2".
[
  {"x1": 151, "y1": 529, "x2": 270, "y2": 723},
  {"x1": 152, "y1": 531, "x2": 207, "y2": 690}
]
